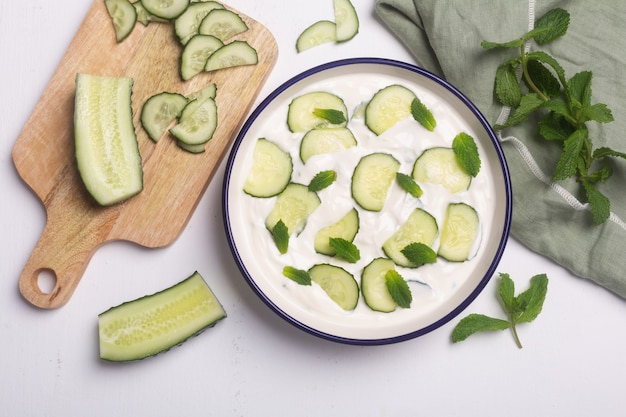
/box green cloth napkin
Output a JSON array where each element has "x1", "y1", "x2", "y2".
[{"x1": 375, "y1": 0, "x2": 626, "y2": 299}]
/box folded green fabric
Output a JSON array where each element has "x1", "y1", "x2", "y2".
[{"x1": 375, "y1": 0, "x2": 626, "y2": 298}]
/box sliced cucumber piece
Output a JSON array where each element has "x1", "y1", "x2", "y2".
[
  {"x1": 382, "y1": 208, "x2": 438, "y2": 267},
  {"x1": 243, "y1": 138, "x2": 293, "y2": 198},
  {"x1": 140, "y1": 0, "x2": 190, "y2": 20},
  {"x1": 309, "y1": 264, "x2": 359, "y2": 311},
  {"x1": 351, "y1": 153, "x2": 400, "y2": 212},
  {"x1": 287, "y1": 91, "x2": 348, "y2": 133},
  {"x1": 180, "y1": 34, "x2": 224, "y2": 80},
  {"x1": 105, "y1": 0, "x2": 137, "y2": 42},
  {"x1": 412, "y1": 147, "x2": 472, "y2": 194},
  {"x1": 140, "y1": 92, "x2": 189, "y2": 142},
  {"x1": 314, "y1": 208, "x2": 359, "y2": 256},
  {"x1": 361, "y1": 258, "x2": 397, "y2": 313},
  {"x1": 174, "y1": 1, "x2": 224, "y2": 44},
  {"x1": 265, "y1": 183, "x2": 321, "y2": 236},
  {"x1": 438, "y1": 203, "x2": 480, "y2": 262},
  {"x1": 133, "y1": 1, "x2": 168, "y2": 25},
  {"x1": 333, "y1": 0, "x2": 359, "y2": 42},
  {"x1": 204, "y1": 40, "x2": 258, "y2": 71},
  {"x1": 365, "y1": 84, "x2": 417, "y2": 135},
  {"x1": 296, "y1": 20, "x2": 337, "y2": 52},
  {"x1": 187, "y1": 82, "x2": 217, "y2": 102},
  {"x1": 169, "y1": 95, "x2": 218, "y2": 146},
  {"x1": 299, "y1": 127, "x2": 357, "y2": 163},
  {"x1": 198, "y1": 8, "x2": 248, "y2": 42},
  {"x1": 74, "y1": 74, "x2": 143, "y2": 206},
  {"x1": 176, "y1": 141, "x2": 206, "y2": 154},
  {"x1": 98, "y1": 271, "x2": 226, "y2": 362}
]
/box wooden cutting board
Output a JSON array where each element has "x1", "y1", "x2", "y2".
[{"x1": 12, "y1": 0, "x2": 278, "y2": 309}]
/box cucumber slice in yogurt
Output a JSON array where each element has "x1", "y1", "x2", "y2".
[
  {"x1": 309, "y1": 264, "x2": 359, "y2": 311},
  {"x1": 361, "y1": 258, "x2": 398, "y2": 313},
  {"x1": 351, "y1": 153, "x2": 400, "y2": 212},
  {"x1": 287, "y1": 91, "x2": 348, "y2": 133},
  {"x1": 243, "y1": 138, "x2": 293, "y2": 198},
  {"x1": 438, "y1": 203, "x2": 480, "y2": 262},
  {"x1": 265, "y1": 183, "x2": 321, "y2": 236},
  {"x1": 299, "y1": 127, "x2": 357, "y2": 163},
  {"x1": 382, "y1": 208, "x2": 439, "y2": 268},
  {"x1": 314, "y1": 208, "x2": 359, "y2": 256},
  {"x1": 365, "y1": 84, "x2": 417, "y2": 135},
  {"x1": 412, "y1": 147, "x2": 472, "y2": 194}
]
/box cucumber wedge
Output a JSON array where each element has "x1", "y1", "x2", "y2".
[
  {"x1": 333, "y1": 0, "x2": 359, "y2": 42},
  {"x1": 204, "y1": 40, "x2": 259, "y2": 72},
  {"x1": 299, "y1": 127, "x2": 357, "y2": 163},
  {"x1": 98, "y1": 271, "x2": 226, "y2": 362},
  {"x1": 141, "y1": 0, "x2": 190, "y2": 20},
  {"x1": 296, "y1": 20, "x2": 337, "y2": 52},
  {"x1": 314, "y1": 208, "x2": 359, "y2": 256},
  {"x1": 438, "y1": 203, "x2": 480, "y2": 262},
  {"x1": 365, "y1": 84, "x2": 417, "y2": 135},
  {"x1": 265, "y1": 183, "x2": 321, "y2": 236},
  {"x1": 198, "y1": 8, "x2": 248, "y2": 42},
  {"x1": 243, "y1": 138, "x2": 293, "y2": 198},
  {"x1": 412, "y1": 147, "x2": 472, "y2": 194},
  {"x1": 140, "y1": 92, "x2": 189, "y2": 142},
  {"x1": 361, "y1": 258, "x2": 398, "y2": 313},
  {"x1": 105, "y1": 0, "x2": 137, "y2": 42},
  {"x1": 174, "y1": 1, "x2": 225, "y2": 44},
  {"x1": 180, "y1": 34, "x2": 224, "y2": 80},
  {"x1": 382, "y1": 208, "x2": 438, "y2": 267},
  {"x1": 287, "y1": 91, "x2": 348, "y2": 133},
  {"x1": 309, "y1": 264, "x2": 359, "y2": 311},
  {"x1": 74, "y1": 73, "x2": 143, "y2": 206},
  {"x1": 351, "y1": 153, "x2": 400, "y2": 211}
]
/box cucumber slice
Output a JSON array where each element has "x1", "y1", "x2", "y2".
[
  {"x1": 243, "y1": 138, "x2": 293, "y2": 198},
  {"x1": 412, "y1": 147, "x2": 472, "y2": 194},
  {"x1": 204, "y1": 40, "x2": 259, "y2": 71},
  {"x1": 265, "y1": 183, "x2": 321, "y2": 236},
  {"x1": 314, "y1": 208, "x2": 359, "y2": 256},
  {"x1": 74, "y1": 74, "x2": 143, "y2": 206},
  {"x1": 438, "y1": 203, "x2": 480, "y2": 262},
  {"x1": 299, "y1": 127, "x2": 357, "y2": 163},
  {"x1": 140, "y1": 0, "x2": 190, "y2": 20},
  {"x1": 382, "y1": 208, "x2": 439, "y2": 267},
  {"x1": 287, "y1": 91, "x2": 348, "y2": 133},
  {"x1": 140, "y1": 92, "x2": 189, "y2": 142},
  {"x1": 174, "y1": 1, "x2": 225, "y2": 44},
  {"x1": 176, "y1": 141, "x2": 206, "y2": 154},
  {"x1": 105, "y1": 0, "x2": 137, "y2": 42},
  {"x1": 351, "y1": 153, "x2": 400, "y2": 211},
  {"x1": 98, "y1": 271, "x2": 226, "y2": 362},
  {"x1": 133, "y1": 1, "x2": 168, "y2": 25},
  {"x1": 365, "y1": 84, "x2": 417, "y2": 135},
  {"x1": 180, "y1": 34, "x2": 224, "y2": 80},
  {"x1": 361, "y1": 258, "x2": 398, "y2": 313},
  {"x1": 169, "y1": 95, "x2": 218, "y2": 146},
  {"x1": 309, "y1": 264, "x2": 359, "y2": 311},
  {"x1": 296, "y1": 20, "x2": 337, "y2": 52},
  {"x1": 187, "y1": 82, "x2": 217, "y2": 102},
  {"x1": 333, "y1": 0, "x2": 359, "y2": 42},
  {"x1": 198, "y1": 8, "x2": 248, "y2": 42}
]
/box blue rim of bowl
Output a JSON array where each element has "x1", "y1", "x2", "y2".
[{"x1": 222, "y1": 57, "x2": 512, "y2": 346}]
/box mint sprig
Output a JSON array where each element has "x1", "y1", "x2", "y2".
[
  {"x1": 482, "y1": 7, "x2": 625, "y2": 224},
  {"x1": 451, "y1": 273, "x2": 548, "y2": 348}
]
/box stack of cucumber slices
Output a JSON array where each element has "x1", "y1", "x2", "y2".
[
  {"x1": 242, "y1": 82, "x2": 483, "y2": 314},
  {"x1": 296, "y1": 0, "x2": 359, "y2": 52}
]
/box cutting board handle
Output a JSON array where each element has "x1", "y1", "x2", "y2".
[{"x1": 18, "y1": 207, "x2": 109, "y2": 309}]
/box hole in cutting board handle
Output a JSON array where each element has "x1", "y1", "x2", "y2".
[{"x1": 37, "y1": 269, "x2": 57, "y2": 294}]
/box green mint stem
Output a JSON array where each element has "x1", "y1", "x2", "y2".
[
  {"x1": 511, "y1": 323, "x2": 523, "y2": 349},
  {"x1": 520, "y1": 43, "x2": 549, "y2": 102}
]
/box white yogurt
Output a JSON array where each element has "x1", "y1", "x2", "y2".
[{"x1": 226, "y1": 63, "x2": 509, "y2": 341}]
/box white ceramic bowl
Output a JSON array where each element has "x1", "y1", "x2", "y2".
[{"x1": 223, "y1": 58, "x2": 511, "y2": 345}]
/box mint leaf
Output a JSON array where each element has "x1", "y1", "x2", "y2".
[
  {"x1": 593, "y1": 146, "x2": 626, "y2": 160},
  {"x1": 452, "y1": 132, "x2": 481, "y2": 177},
  {"x1": 553, "y1": 128, "x2": 586, "y2": 180},
  {"x1": 583, "y1": 181, "x2": 611, "y2": 225},
  {"x1": 583, "y1": 103, "x2": 614, "y2": 124},
  {"x1": 525, "y1": 59, "x2": 561, "y2": 98},
  {"x1": 532, "y1": 7, "x2": 570, "y2": 44},
  {"x1": 282, "y1": 266, "x2": 311, "y2": 286},
  {"x1": 498, "y1": 273, "x2": 516, "y2": 311},
  {"x1": 396, "y1": 172, "x2": 423, "y2": 198},
  {"x1": 538, "y1": 112, "x2": 574, "y2": 141},
  {"x1": 329, "y1": 238, "x2": 360, "y2": 263},
  {"x1": 481, "y1": 39, "x2": 524, "y2": 50},
  {"x1": 497, "y1": 93, "x2": 544, "y2": 128},
  {"x1": 451, "y1": 314, "x2": 511, "y2": 343},
  {"x1": 526, "y1": 51, "x2": 567, "y2": 86},
  {"x1": 313, "y1": 108, "x2": 346, "y2": 125},
  {"x1": 514, "y1": 274, "x2": 549, "y2": 324},
  {"x1": 410, "y1": 97, "x2": 436, "y2": 131},
  {"x1": 495, "y1": 59, "x2": 522, "y2": 107},
  {"x1": 401, "y1": 242, "x2": 437, "y2": 267},
  {"x1": 567, "y1": 71, "x2": 593, "y2": 107},
  {"x1": 271, "y1": 220, "x2": 289, "y2": 254},
  {"x1": 385, "y1": 270, "x2": 412, "y2": 308},
  {"x1": 308, "y1": 170, "x2": 336, "y2": 192}
]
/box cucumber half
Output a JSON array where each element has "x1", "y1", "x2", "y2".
[
  {"x1": 365, "y1": 84, "x2": 417, "y2": 135},
  {"x1": 140, "y1": 91, "x2": 189, "y2": 142},
  {"x1": 198, "y1": 8, "x2": 249, "y2": 42},
  {"x1": 314, "y1": 208, "x2": 359, "y2": 256},
  {"x1": 243, "y1": 138, "x2": 293, "y2": 198},
  {"x1": 105, "y1": 0, "x2": 137, "y2": 42},
  {"x1": 296, "y1": 20, "x2": 337, "y2": 52},
  {"x1": 204, "y1": 40, "x2": 259, "y2": 72},
  {"x1": 141, "y1": 0, "x2": 190, "y2": 20},
  {"x1": 382, "y1": 208, "x2": 438, "y2": 267},
  {"x1": 351, "y1": 153, "x2": 400, "y2": 211},
  {"x1": 333, "y1": 0, "x2": 359, "y2": 42},
  {"x1": 361, "y1": 258, "x2": 398, "y2": 313},
  {"x1": 287, "y1": 91, "x2": 348, "y2": 133},
  {"x1": 98, "y1": 271, "x2": 226, "y2": 362},
  {"x1": 412, "y1": 147, "x2": 472, "y2": 194},
  {"x1": 265, "y1": 183, "x2": 321, "y2": 236},
  {"x1": 309, "y1": 264, "x2": 359, "y2": 311},
  {"x1": 438, "y1": 203, "x2": 480, "y2": 262},
  {"x1": 74, "y1": 73, "x2": 143, "y2": 206},
  {"x1": 174, "y1": 1, "x2": 225, "y2": 44},
  {"x1": 299, "y1": 127, "x2": 357, "y2": 163}
]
